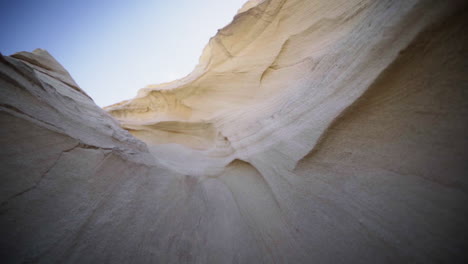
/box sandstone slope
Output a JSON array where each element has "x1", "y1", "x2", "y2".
[{"x1": 1, "y1": 0, "x2": 468, "y2": 263}]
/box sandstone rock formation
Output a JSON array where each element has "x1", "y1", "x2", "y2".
[{"x1": 1, "y1": 0, "x2": 468, "y2": 263}]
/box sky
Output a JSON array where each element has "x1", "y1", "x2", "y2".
[{"x1": 0, "y1": 0, "x2": 247, "y2": 107}]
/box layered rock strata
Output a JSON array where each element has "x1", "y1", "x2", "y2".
[{"x1": 1, "y1": 0, "x2": 468, "y2": 263}]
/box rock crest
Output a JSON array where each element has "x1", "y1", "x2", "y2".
[{"x1": 1, "y1": 0, "x2": 467, "y2": 263}]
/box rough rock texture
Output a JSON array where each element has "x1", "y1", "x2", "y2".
[{"x1": 1, "y1": 0, "x2": 468, "y2": 263}]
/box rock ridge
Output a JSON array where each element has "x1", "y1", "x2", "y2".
[{"x1": 1, "y1": 0, "x2": 468, "y2": 263}]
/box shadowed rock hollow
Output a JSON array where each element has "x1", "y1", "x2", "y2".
[{"x1": 1, "y1": 0, "x2": 468, "y2": 263}]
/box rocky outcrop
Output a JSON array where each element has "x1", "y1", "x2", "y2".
[{"x1": 1, "y1": 0, "x2": 468, "y2": 263}]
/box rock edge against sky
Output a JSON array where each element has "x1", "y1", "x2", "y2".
[{"x1": 1, "y1": 0, "x2": 468, "y2": 263}]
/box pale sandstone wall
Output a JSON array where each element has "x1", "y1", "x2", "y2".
[{"x1": 1, "y1": 0, "x2": 467, "y2": 263}]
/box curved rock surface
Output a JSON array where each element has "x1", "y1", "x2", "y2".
[{"x1": 1, "y1": 0, "x2": 468, "y2": 263}]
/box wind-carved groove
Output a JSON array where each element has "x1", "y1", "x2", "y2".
[
  {"x1": 0, "y1": 70, "x2": 37, "y2": 93},
  {"x1": 32, "y1": 66, "x2": 91, "y2": 99},
  {"x1": 53, "y1": 154, "x2": 139, "y2": 264},
  {"x1": 0, "y1": 103, "x2": 66, "y2": 134},
  {"x1": 259, "y1": 0, "x2": 370, "y2": 86},
  {"x1": 292, "y1": 41, "x2": 427, "y2": 171},
  {"x1": 1, "y1": 0, "x2": 467, "y2": 262},
  {"x1": 293, "y1": 7, "x2": 466, "y2": 171},
  {"x1": 215, "y1": 38, "x2": 234, "y2": 59},
  {"x1": 2, "y1": 52, "x2": 91, "y2": 101},
  {"x1": 0, "y1": 55, "x2": 46, "y2": 91},
  {"x1": 259, "y1": 38, "x2": 290, "y2": 85},
  {"x1": 10, "y1": 52, "x2": 92, "y2": 99},
  {"x1": 212, "y1": 0, "x2": 286, "y2": 68},
  {"x1": 0, "y1": 142, "x2": 115, "y2": 209}
]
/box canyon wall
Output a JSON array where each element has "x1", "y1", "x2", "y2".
[{"x1": 1, "y1": 0, "x2": 467, "y2": 263}]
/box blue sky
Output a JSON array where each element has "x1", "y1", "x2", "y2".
[{"x1": 0, "y1": 0, "x2": 246, "y2": 106}]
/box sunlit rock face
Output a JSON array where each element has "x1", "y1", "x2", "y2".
[{"x1": 1, "y1": 0, "x2": 468, "y2": 263}]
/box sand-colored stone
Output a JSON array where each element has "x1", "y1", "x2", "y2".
[{"x1": 1, "y1": 0, "x2": 467, "y2": 263}]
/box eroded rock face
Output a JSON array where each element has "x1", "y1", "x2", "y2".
[{"x1": 1, "y1": 0, "x2": 468, "y2": 263}]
